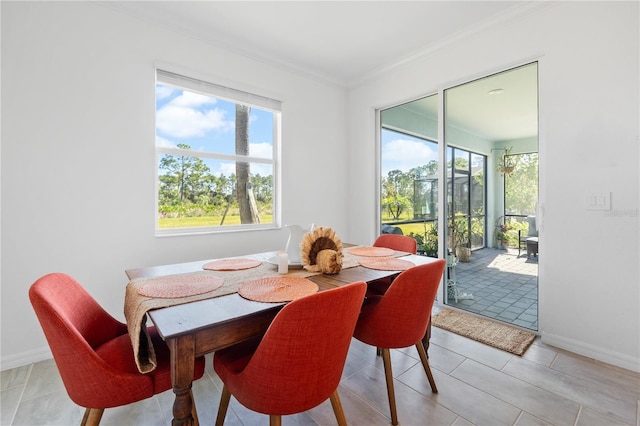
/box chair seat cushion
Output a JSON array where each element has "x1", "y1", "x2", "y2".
[
  {"x1": 214, "y1": 337, "x2": 261, "y2": 383},
  {"x1": 96, "y1": 327, "x2": 205, "y2": 395}
]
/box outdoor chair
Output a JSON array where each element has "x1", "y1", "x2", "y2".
[{"x1": 518, "y1": 216, "x2": 538, "y2": 257}]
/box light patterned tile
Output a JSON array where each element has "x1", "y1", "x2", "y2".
[
  {"x1": 551, "y1": 352, "x2": 640, "y2": 399},
  {"x1": 503, "y1": 356, "x2": 636, "y2": 425},
  {"x1": 521, "y1": 340, "x2": 558, "y2": 367},
  {"x1": 342, "y1": 364, "x2": 458, "y2": 425},
  {"x1": 514, "y1": 412, "x2": 553, "y2": 426},
  {"x1": 20, "y1": 359, "x2": 64, "y2": 401},
  {"x1": 430, "y1": 326, "x2": 513, "y2": 370},
  {"x1": 12, "y1": 389, "x2": 84, "y2": 426},
  {"x1": 307, "y1": 384, "x2": 390, "y2": 426},
  {"x1": 401, "y1": 365, "x2": 521, "y2": 425},
  {"x1": 575, "y1": 405, "x2": 632, "y2": 426},
  {"x1": 99, "y1": 396, "x2": 167, "y2": 426},
  {"x1": 1, "y1": 365, "x2": 31, "y2": 391},
  {"x1": 451, "y1": 359, "x2": 579, "y2": 425},
  {"x1": 427, "y1": 341, "x2": 466, "y2": 374},
  {"x1": 452, "y1": 416, "x2": 474, "y2": 426},
  {"x1": 1, "y1": 387, "x2": 22, "y2": 425}
]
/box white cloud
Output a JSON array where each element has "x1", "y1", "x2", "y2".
[
  {"x1": 382, "y1": 138, "x2": 437, "y2": 175},
  {"x1": 156, "y1": 104, "x2": 232, "y2": 138},
  {"x1": 155, "y1": 135, "x2": 177, "y2": 148},
  {"x1": 171, "y1": 91, "x2": 217, "y2": 108},
  {"x1": 155, "y1": 85, "x2": 175, "y2": 100},
  {"x1": 250, "y1": 142, "x2": 273, "y2": 159}
]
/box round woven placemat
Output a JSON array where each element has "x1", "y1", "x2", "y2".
[
  {"x1": 238, "y1": 276, "x2": 319, "y2": 303},
  {"x1": 203, "y1": 258, "x2": 262, "y2": 271},
  {"x1": 349, "y1": 246, "x2": 395, "y2": 257},
  {"x1": 137, "y1": 274, "x2": 224, "y2": 298},
  {"x1": 358, "y1": 257, "x2": 415, "y2": 271}
]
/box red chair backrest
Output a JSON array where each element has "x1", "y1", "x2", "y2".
[
  {"x1": 355, "y1": 260, "x2": 446, "y2": 348},
  {"x1": 29, "y1": 273, "x2": 153, "y2": 408},
  {"x1": 234, "y1": 281, "x2": 367, "y2": 415},
  {"x1": 374, "y1": 234, "x2": 417, "y2": 254}
]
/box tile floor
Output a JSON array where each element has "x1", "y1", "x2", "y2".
[
  {"x1": 2, "y1": 324, "x2": 638, "y2": 426},
  {"x1": 447, "y1": 248, "x2": 539, "y2": 330}
]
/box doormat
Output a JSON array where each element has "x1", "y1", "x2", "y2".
[{"x1": 431, "y1": 309, "x2": 536, "y2": 356}]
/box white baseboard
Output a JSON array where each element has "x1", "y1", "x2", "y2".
[
  {"x1": 1, "y1": 347, "x2": 52, "y2": 371},
  {"x1": 542, "y1": 332, "x2": 640, "y2": 373}
]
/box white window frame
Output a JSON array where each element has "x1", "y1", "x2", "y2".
[{"x1": 155, "y1": 69, "x2": 282, "y2": 236}]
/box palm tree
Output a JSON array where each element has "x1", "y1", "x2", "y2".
[{"x1": 235, "y1": 104, "x2": 260, "y2": 224}]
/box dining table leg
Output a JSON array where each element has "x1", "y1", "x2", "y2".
[{"x1": 169, "y1": 336, "x2": 196, "y2": 426}]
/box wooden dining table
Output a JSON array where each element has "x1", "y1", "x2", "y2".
[{"x1": 125, "y1": 248, "x2": 439, "y2": 426}]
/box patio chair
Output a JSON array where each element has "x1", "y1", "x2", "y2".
[{"x1": 518, "y1": 216, "x2": 538, "y2": 257}]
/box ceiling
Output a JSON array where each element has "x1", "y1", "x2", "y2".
[
  {"x1": 400, "y1": 63, "x2": 538, "y2": 142},
  {"x1": 102, "y1": 1, "x2": 540, "y2": 141}
]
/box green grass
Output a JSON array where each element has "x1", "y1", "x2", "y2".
[
  {"x1": 159, "y1": 215, "x2": 273, "y2": 228},
  {"x1": 380, "y1": 219, "x2": 436, "y2": 238}
]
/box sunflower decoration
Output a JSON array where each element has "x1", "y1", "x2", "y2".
[{"x1": 300, "y1": 226, "x2": 343, "y2": 274}]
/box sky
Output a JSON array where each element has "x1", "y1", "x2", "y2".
[
  {"x1": 156, "y1": 83, "x2": 274, "y2": 177},
  {"x1": 156, "y1": 83, "x2": 439, "y2": 179},
  {"x1": 381, "y1": 129, "x2": 438, "y2": 176}
]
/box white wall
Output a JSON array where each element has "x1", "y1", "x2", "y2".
[
  {"x1": 1, "y1": 2, "x2": 348, "y2": 368},
  {"x1": 347, "y1": 2, "x2": 639, "y2": 371}
]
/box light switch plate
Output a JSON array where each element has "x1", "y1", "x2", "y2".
[{"x1": 584, "y1": 191, "x2": 611, "y2": 210}]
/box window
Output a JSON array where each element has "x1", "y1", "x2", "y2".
[
  {"x1": 504, "y1": 152, "x2": 538, "y2": 217},
  {"x1": 447, "y1": 147, "x2": 486, "y2": 250},
  {"x1": 379, "y1": 94, "x2": 439, "y2": 255},
  {"x1": 155, "y1": 70, "x2": 281, "y2": 234}
]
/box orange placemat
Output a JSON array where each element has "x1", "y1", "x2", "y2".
[
  {"x1": 238, "y1": 276, "x2": 319, "y2": 303},
  {"x1": 358, "y1": 257, "x2": 415, "y2": 271},
  {"x1": 203, "y1": 258, "x2": 262, "y2": 271},
  {"x1": 137, "y1": 274, "x2": 224, "y2": 298},
  {"x1": 349, "y1": 246, "x2": 395, "y2": 257}
]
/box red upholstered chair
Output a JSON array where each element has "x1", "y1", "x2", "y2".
[
  {"x1": 29, "y1": 273, "x2": 205, "y2": 426},
  {"x1": 213, "y1": 281, "x2": 367, "y2": 426},
  {"x1": 353, "y1": 260, "x2": 446, "y2": 426},
  {"x1": 368, "y1": 234, "x2": 418, "y2": 297},
  {"x1": 373, "y1": 234, "x2": 418, "y2": 254}
]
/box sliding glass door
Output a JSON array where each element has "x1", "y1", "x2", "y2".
[
  {"x1": 378, "y1": 62, "x2": 539, "y2": 330},
  {"x1": 443, "y1": 62, "x2": 539, "y2": 330}
]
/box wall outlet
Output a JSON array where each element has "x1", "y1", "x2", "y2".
[{"x1": 584, "y1": 191, "x2": 611, "y2": 210}]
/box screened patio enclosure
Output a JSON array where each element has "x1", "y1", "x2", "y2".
[{"x1": 379, "y1": 62, "x2": 539, "y2": 330}]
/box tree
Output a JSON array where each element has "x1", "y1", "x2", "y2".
[
  {"x1": 158, "y1": 143, "x2": 211, "y2": 205},
  {"x1": 235, "y1": 104, "x2": 260, "y2": 224},
  {"x1": 505, "y1": 153, "x2": 538, "y2": 216},
  {"x1": 382, "y1": 169, "x2": 414, "y2": 220}
]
